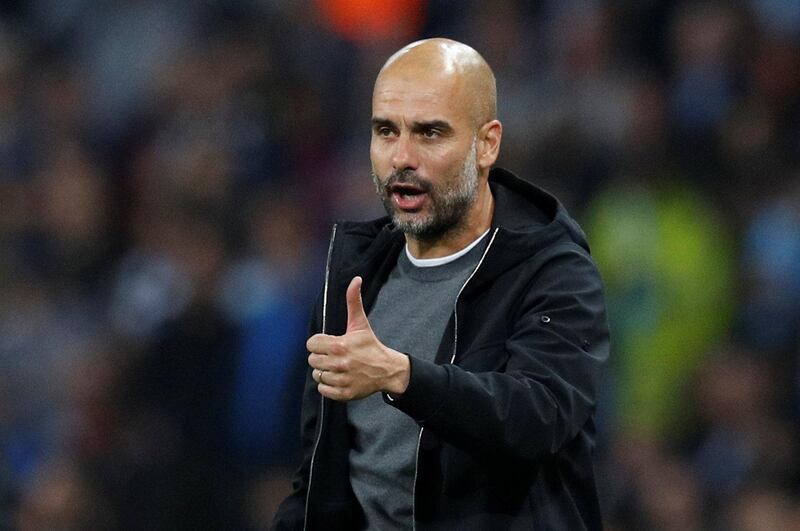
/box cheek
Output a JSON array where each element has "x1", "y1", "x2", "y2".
[
  {"x1": 432, "y1": 152, "x2": 465, "y2": 179},
  {"x1": 370, "y1": 142, "x2": 389, "y2": 175}
]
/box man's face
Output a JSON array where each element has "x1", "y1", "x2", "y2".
[{"x1": 370, "y1": 68, "x2": 480, "y2": 240}]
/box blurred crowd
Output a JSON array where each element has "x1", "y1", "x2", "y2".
[{"x1": 0, "y1": 1, "x2": 798, "y2": 529}]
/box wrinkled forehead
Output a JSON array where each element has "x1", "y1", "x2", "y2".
[
  {"x1": 374, "y1": 63, "x2": 461, "y2": 98},
  {"x1": 372, "y1": 64, "x2": 471, "y2": 123}
]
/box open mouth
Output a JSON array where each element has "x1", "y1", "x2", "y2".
[
  {"x1": 390, "y1": 183, "x2": 425, "y2": 198},
  {"x1": 389, "y1": 183, "x2": 428, "y2": 211}
]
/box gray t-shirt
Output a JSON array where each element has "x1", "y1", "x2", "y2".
[{"x1": 347, "y1": 238, "x2": 488, "y2": 530}]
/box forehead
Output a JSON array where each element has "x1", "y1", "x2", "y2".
[{"x1": 372, "y1": 68, "x2": 471, "y2": 125}]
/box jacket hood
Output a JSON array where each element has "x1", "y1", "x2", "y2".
[
  {"x1": 333, "y1": 167, "x2": 591, "y2": 285},
  {"x1": 487, "y1": 167, "x2": 589, "y2": 249}
]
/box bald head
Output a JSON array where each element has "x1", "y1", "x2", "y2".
[{"x1": 376, "y1": 38, "x2": 497, "y2": 129}]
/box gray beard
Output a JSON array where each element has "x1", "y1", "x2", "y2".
[{"x1": 372, "y1": 138, "x2": 479, "y2": 241}]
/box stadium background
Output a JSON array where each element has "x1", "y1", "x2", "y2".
[{"x1": 0, "y1": 0, "x2": 799, "y2": 529}]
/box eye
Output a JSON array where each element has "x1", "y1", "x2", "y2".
[
  {"x1": 376, "y1": 127, "x2": 394, "y2": 137},
  {"x1": 421, "y1": 128, "x2": 440, "y2": 139}
]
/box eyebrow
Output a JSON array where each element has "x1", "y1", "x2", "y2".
[
  {"x1": 412, "y1": 120, "x2": 454, "y2": 135},
  {"x1": 371, "y1": 117, "x2": 395, "y2": 130},
  {"x1": 371, "y1": 117, "x2": 454, "y2": 136}
]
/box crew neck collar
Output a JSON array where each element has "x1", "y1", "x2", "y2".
[{"x1": 405, "y1": 229, "x2": 491, "y2": 268}]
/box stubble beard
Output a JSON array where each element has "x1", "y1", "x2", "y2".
[{"x1": 371, "y1": 138, "x2": 479, "y2": 241}]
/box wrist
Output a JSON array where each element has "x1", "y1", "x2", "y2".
[{"x1": 384, "y1": 349, "x2": 411, "y2": 396}]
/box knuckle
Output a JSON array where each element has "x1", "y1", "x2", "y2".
[{"x1": 331, "y1": 340, "x2": 347, "y2": 357}]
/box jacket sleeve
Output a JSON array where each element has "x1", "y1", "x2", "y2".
[
  {"x1": 385, "y1": 245, "x2": 609, "y2": 463},
  {"x1": 270, "y1": 292, "x2": 324, "y2": 530}
]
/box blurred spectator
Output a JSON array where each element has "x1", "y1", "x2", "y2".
[
  {"x1": 748, "y1": 0, "x2": 800, "y2": 38},
  {"x1": 689, "y1": 346, "x2": 799, "y2": 520},
  {"x1": 220, "y1": 189, "x2": 323, "y2": 526},
  {"x1": 67, "y1": 0, "x2": 200, "y2": 146},
  {"x1": 15, "y1": 458, "x2": 111, "y2": 530},
  {"x1": 585, "y1": 171, "x2": 735, "y2": 440},
  {"x1": 738, "y1": 183, "x2": 800, "y2": 353},
  {"x1": 668, "y1": 2, "x2": 743, "y2": 162},
  {"x1": 723, "y1": 485, "x2": 800, "y2": 531},
  {"x1": 222, "y1": 190, "x2": 321, "y2": 464},
  {"x1": 600, "y1": 434, "x2": 704, "y2": 530}
]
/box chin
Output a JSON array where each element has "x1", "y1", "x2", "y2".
[{"x1": 394, "y1": 215, "x2": 430, "y2": 231}]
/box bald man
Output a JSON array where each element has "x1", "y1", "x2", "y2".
[{"x1": 272, "y1": 39, "x2": 609, "y2": 531}]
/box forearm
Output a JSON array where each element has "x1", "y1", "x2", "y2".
[{"x1": 385, "y1": 353, "x2": 600, "y2": 462}]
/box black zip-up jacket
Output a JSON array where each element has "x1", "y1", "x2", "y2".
[{"x1": 272, "y1": 168, "x2": 609, "y2": 530}]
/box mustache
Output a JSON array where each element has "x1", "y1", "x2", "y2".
[{"x1": 379, "y1": 169, "x2": 433, "y2": 193}]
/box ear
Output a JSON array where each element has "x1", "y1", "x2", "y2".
[{"x1": 477, "y1": 119, "x2": 502, "y2": 172}]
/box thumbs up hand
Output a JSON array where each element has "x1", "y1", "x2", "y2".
[
  {"x1": 307, "y1": 276, "x2": 411, "y2": 401},
  {"x1": 345, "y1": 275, "x2": 371, "y2": 334}
]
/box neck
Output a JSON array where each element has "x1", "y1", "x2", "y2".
[{"x1": 406, "y1": 180, "x2": 494, "y2": 259}]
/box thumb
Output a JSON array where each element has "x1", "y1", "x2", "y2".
[{"x1": 346, "y1": 276, "x2": 370, "y2": 333}]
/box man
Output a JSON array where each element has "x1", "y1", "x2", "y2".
[{"x1": 272, "y1": 38, "x2": 609, "y2": 530}]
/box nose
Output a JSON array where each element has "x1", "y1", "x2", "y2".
[{"x1": 391, "y1": 133, "x2": 418, "y2": 172}]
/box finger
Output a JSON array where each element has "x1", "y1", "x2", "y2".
[
  {"x1": 312, "y1": 368, "x2": 330, "y2": 384},
  {"x1": 317, "y1": 382, "x2": 341, "y2": 400},
  {"x1": 318, "y1": 383, "x2": 353, "y2": 402},
  {"x1": 321, "y1": 369, "x2": 343, "y2": 386},
  {"x1": 308, "y1": 353, "x2": 334, "y2": 371},
  {"x1": 346, "y1": 276, "x2": 370, "y2": 333},
  {"x1": 306, "y1": 333, "x2": 335, "y2": 353}
]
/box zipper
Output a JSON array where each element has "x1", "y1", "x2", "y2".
[
  {"x1": 410, "y1": 228, "x2": 499, "y2": 529},
  {"x1": 450, "y1": 228, "x2": 498, "y2": 364},
  {"x1": 411, "y1": 426, "x2": 425, "y2": 531},
  {"x1": 303, "y1": 223, "x2": 338, "y2": 531}
]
